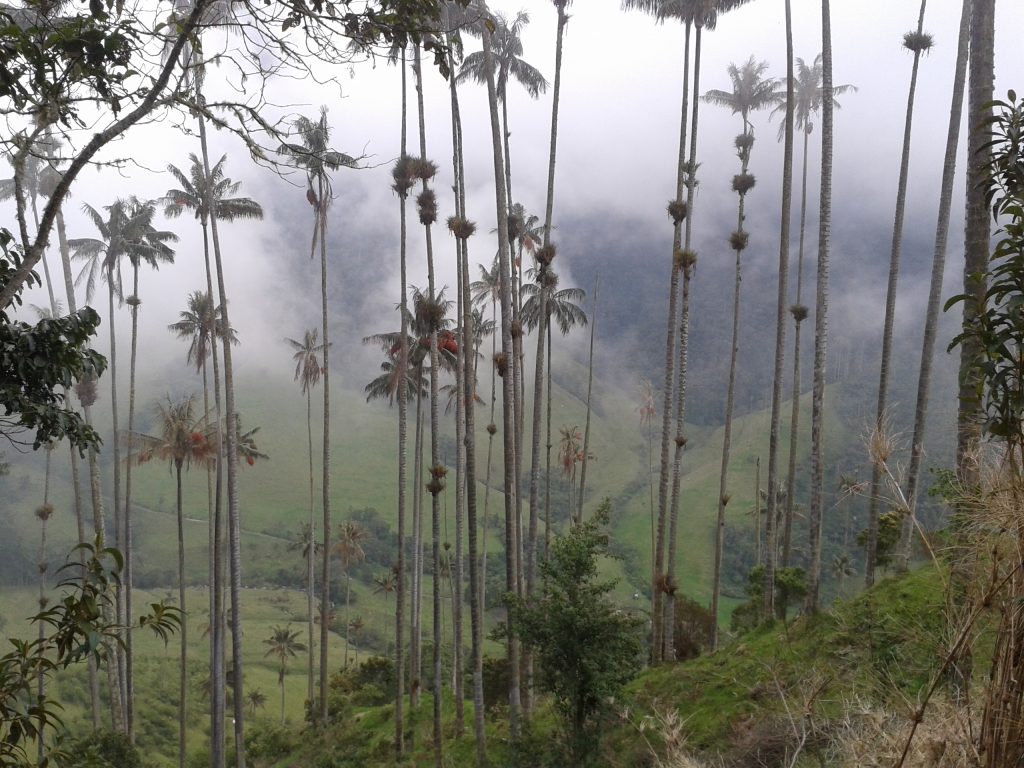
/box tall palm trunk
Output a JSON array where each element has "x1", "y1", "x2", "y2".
[
  {"x1": 175, "y1": 460, "x2": 188, "y2": 768},
  {"x1": 892, "y1": 39, "x2": 972, "y2": 564},
  {"x1": 712, "y1": 149, "x2": 751, "y2": 649},
  {"x1": 481, "y1": 6, "x2": 520, "y2": 733},
  {"x1": 766, "y1": 0, "x2": 795, "y2": 617},
  {"x1": 866, "y1": 0, "x2": 928, "y2": 585},
  {"x1": 782, "y1": 121, "x2": 809, "y2": 570},
  {"x1": 957, "y1": 0, "x2": 993, "y2": 491},
  {"x1": 665, "y1": 20, "x2": 705, "y2": 661},
  {"x1": 122, "y1": 263, "x2": 141, "y2": 736},
  {"x1": 410, "y1": 384, "x2": 423, "y2": 715},
  {"x1": 444, "y1": 25, "x2": 467, "y2": 735},
  {"x1": 577, "y1": 278, "x2": 599, "y2": 522},
  {"x1": 412, "y1": 44, "x2": 444, "y2": 768},
  {"x1": 200, "y1": 119, "x2": 246, "y2": 767},
  {"x1": 806, "y1": 0, "x2": 834, "y2": 614},
  {"x1": 104, "y1": 276, "x2": 126, "y2": 732},
  {"x1": 192, "y1": 102, "x2": 229, "y2": 768},
  {"x1": 653, "y1": 20, "x2": 692, "y2": 664},
  {"x1": 394, "y1": 48, "x2": 409, "y2": 758},
  {"x1": 53, "y1": 195, "x2": 103, "y2": 725},
  {"x1": 316, "y1": 167, "x2": 332, "y2": 729},
  {"x1": 305, "y1": 389, "x2": 315, "y2": 710},
  {"x1": 36, "y1": 445, "x2": 52, "y2": 765}
]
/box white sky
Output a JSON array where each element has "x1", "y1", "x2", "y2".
[{"x1": 7, "y1": 0, "x2": 1024, "y2": 403}]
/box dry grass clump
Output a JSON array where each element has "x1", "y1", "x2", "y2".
[
  {"x1": 829, "y1": 698, "x2": 975, "y2": 767},
  {"x1": 631, "y1": 706, "x2": 715, "y2": 768}
]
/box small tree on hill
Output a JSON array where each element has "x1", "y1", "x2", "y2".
[{"x1": 506, "y1": 499, "x2": 643, "y2": 766}]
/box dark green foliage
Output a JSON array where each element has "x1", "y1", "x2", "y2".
[
  {"x1": 858, "y1": 509, "x2": 901, "y2": 569},
  {"x1": 64, "y1": 731, "x2": 141, "y2": 768},
  {"x1": 245, "y1": 723, "x2": 297, "y2": 764},
  {"x1": 0, "y1": 541, "x2": 179, "y2": 765},
  {"x1": 742, "y1": 564, "x2": 807, "y2": 622},
  {"x1": 949, "y1": 91, "x2": 1024, "y2": 447},
  {"x1": 505, "y1": 500, "x2": 643, "y2": 766},
  {"x1": 481, "y1": 655, "x2": 510, "y2": 713},
  {"x1": 1, "y1": 230, "x2": 106, "y2": 451},
  {"x1": 673, "y1": 595, "x2": 715, "y2": 661}
]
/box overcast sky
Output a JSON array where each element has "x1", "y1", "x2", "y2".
[{"x1": 7, "y1": 0, "x2": 1024, "y2": 411}]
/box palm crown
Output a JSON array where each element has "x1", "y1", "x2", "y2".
[
  {"x1": 703, "y1": 56, "x2": 781, "y2": 135},
  {"x1": 456, "y1": 10, "x2": 548, "y2": 102},
  {"x1": 70, "y1": 196, "x2": 177, "y2": 302},
  {"x1": 770, "y1": 54, "x2": 857, "y2": 138},
  {"x1": 169, "y1": 290, "x2": 238, "y2": 373},
  {"x1": 163, "y1": 153, "x2": 264, "y2": 225}
]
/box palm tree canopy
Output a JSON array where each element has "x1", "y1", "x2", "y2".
[
  {"x1": 456, "y1": 10, "x2": 548, "y2": 102},
  {"x1": 703, "y1": 56, "x2": 782, "y2": 129},
  {"x1": 70, "y1": 196, "x2": 177, "y2": 302},
  {"x1": 470, "y1": 257, "x2": 502, "y2": 307},
  {"x1": 335, "y1": 521, "x2": 368, "y2": 570},
  {"x1": 521, "y1": 271, "x2": 588, "y2": 334},
  {"x1": 364, "y1": 354, "x2": 430, "y2": 405},
  {"x1": 164, "y1": 154, "x2": 264, "y2": 225},
  {"x1": 169, "y1": 290, "x2": 238, "y2": 372},
  {"x1": 621, "y1": 0, "x2": 752, "y2": 29},
  {"x1": 127, "y1": 394, "x2": 215, "y2": 471},
  {"x1": 279, "y1": 107, "x2": 358, "y2": 198},
  {"x1": 263, "y1": 624, "x2": 305, "y2": 682},
  {"x1": 770, "y1": 53, "x2": 857, "y2": 138},
  {"x1": 286, "y1": 328, "x2": 328, "y2": 396}
]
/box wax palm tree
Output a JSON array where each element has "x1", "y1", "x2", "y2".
[
  {"x1": 769, "y1": 56, "x2": 855, "y2": 578},
  {"x1": 164, "y1": 150, "x2": 262, "y2": 763},
  {"x1": 70, "y1": 197, "x2": 175, "y2": 725},
  {"x1": 704, "y1": 57, "x2": 775, "y2": 647},
  {"x1": 245, "y1": 689, "x2": 266, "y2": 717},
  {"x1": 477, "y1": 8, "x2": 521, "y2": 733},
  {"x1": 521, "y1": 271, "x2": 586, "y2": 538},
  {"x1": 457, "y1": 10, "x2": 547, "y2": 230},
  {"x1": 119, "y1": 199, "x2": 176, "y2": 730},
  {"x1": 285, "y1": 328, "x2": 327, "y2": 706},
  {"x1": 335, "y1": 521, "x2": 368, "y2": 668},
  {"x1": 703, "y1": 57, "x2": 780, "y2": 134},
  {"x1": 864, "y1": 1, "x2": 931, "y2": 586},
  {"x1": 263, "y1": 625, "x2": 306, "y2": 725},
  {"x1": 897, "y1": 1, "x2": 971, "y2": 585},
  {"x1": 806, "y1": 0, "x2": 835, "y2": 614},
  {"x1": 129, "y1": 394, "x2": 216, "y2": 768},
  {"x1": 280, "y1": 108, "x2": 355, "y2": 721},
  {"x1": 622, "y1": 0, "x2": 753, "y2": 662}
]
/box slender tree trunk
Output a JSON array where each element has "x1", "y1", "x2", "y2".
[
  {"x1": 36, "y1": 447, "x2": 51, "y2": 765},
  {"x1": 577, "y1": 279, "x2": 598, "y2": 523},
  {"x1": 783, "y1": 124, "x2": 810, "y2": 571},
  {"x1": 49, "y1": 159, "x2": 102, "y2": 726},
  {"x1": 544, "y1": 324, "x2": 553, "y2": 549},
  {"x1": 411, "y1": 386, "x2": 423, "y2": 715},
  {"x1": 105, "y1": 278, "x2": 125, "y2": 733},
  {"x1": 412, "y1": 44, "x2": 445, "y2": 768},
  {"x1": 766, "y1": 0, "x2": 795, "y2": 618},
  {"x1": 957, "y1": 0, "x2": 993, "y2": 491},
  {"x1": 344, "y1": 573, "x2": 351, "y2": 667},
  {"x1": 755, "y1": 457, "x2": 762, "y2": 566},
  {"x1": 712, "y1": 174, "x2": 749, "y2": 649},
  {"x1": 176, "y1": 462, "x2": 188, "y2": 768},
  {"x1": 481, "y1": 8, "x2": 521, "y2": 734},
  {"x1": 806, "y1": 0, "x2": 834, "y2": 614},
  {"x1": 664, "y1": 259, "x2": 692, "y2": 662},
  {"x1": 653, "y1": 20, "x2": 691, "y2": 664},
  {"x1": 306, "y1": 391, "x2": 316, "y2": 710},
  {"x1": 665, "y1": 21, "x2": 703, "y2": 660},
  {"x1": 394, "y1": 47, "x2": 409, "y2": 757},
  {"x1": 867, "y1": 0, "x2": 928, "y2": 584},
  {"x1": 316, "y1": 169, "x2": 333, "y2": 729},
  {"x1": 445, "y1": 29, "x2": 467, "y2": 735},
  {"x1": 122, "y1": 263, "x2": 141, "y2": 738},
  {"x1": 202, "y1": 130, "x2": 246, "y2": 768}
]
